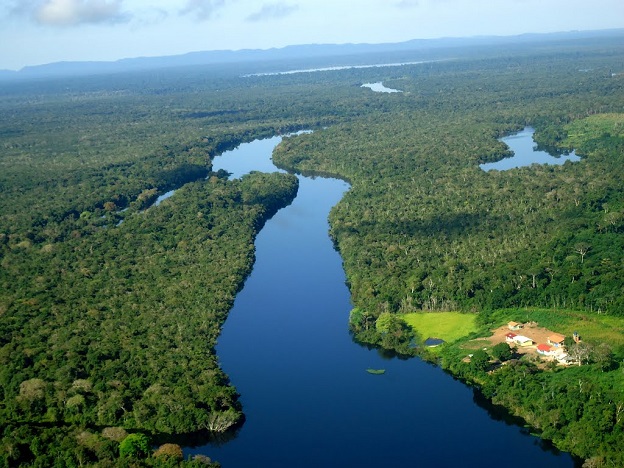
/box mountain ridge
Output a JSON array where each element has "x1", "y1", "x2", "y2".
[{"x1": 2, "y1": 28, "x2": 623, "y2": 80}]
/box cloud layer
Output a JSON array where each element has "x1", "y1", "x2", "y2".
[
  {"x1": 180, "y1": 0, "x2": 228, "y2": 21},
  {"x1": 246, "y1": 3, "x2": 299, "y2": 22},
  {"x1": 11, "y1": 0, "x2": 128, "y2": 26},
  {"x1": 1, "y1": 0, "x2": 622, "y2": 70}
]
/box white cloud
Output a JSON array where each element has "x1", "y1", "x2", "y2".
[
  {"x1": 180, "y1": 0, "x2": 228, "y2": 20},
  {"x1": 1, "y1": 0, "x2": 623, "y2": 70},
  {"x1": 246, "y1": 3, "x2": 299, "y2": 22},
  {"x1": 8, "y1": 0, "x2": 128, "y2": 26}
]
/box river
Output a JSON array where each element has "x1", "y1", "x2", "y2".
[
  {"x1": 187, "y1": 134, "x2": 576, "y2": 467},
  {"x1": 242, "y1": 60, "x2": 438, "y2": 77},
  {"x1": 480, "y1": 127, "x2": 580, "y2": 171},
  {"x1": 361, "y1": 82, "x2": 402, "y2": 93}
]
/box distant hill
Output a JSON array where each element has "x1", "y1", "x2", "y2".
[{"x1": 2, "y1": 28, "x2": 623, "y2": 81}]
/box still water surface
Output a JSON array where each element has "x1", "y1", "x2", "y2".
[
  {"x1": 480, "y1": 127, "x2": 580, "y2": 171},
  {"x1": 361, "y1": 82, "x2": 402, "y2": 93},
  {"x1": 188, "y1": 135, "x2": 576, "y2": 467},
  {"x1": 243, "y1": 60, "x2": 436, "y2": 77}
]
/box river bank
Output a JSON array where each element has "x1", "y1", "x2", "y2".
[{"x1": 184, "y1": 133, "x2": 577, "y2": 467}]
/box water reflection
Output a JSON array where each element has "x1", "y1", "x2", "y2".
[
  {"x1": 361, "y1": 82, "x2": 402, "y2": 93},
  {"x1": 480, "y1": 127, "x2": 580, "y2": 171},
  {"x1": 243, "y1": 60, "x2": 436, "y2": 77},
  {"x1": 185, "y1": 133, "x2": 576, "y2": 468}
]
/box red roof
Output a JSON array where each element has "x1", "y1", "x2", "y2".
[
  {"x1": 505, "y1": 333, "x2": 517, "y2": 339},
  {"x1": 537, "y1": 344, "x2": 551, "y2": 352}
]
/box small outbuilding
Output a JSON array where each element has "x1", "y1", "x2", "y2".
[
  {"x1": 547, "y1": 333, "x2": 566, "y2": 347},
  {"x1": 506, "y1": 335, "x2": 534, "y2": 347},
  {"x1": 537, "y1": 344, "x2": 552, "y2": 355},
  {"x1": 508, "y1": 321, "x2": 524, "y2": 331},
  {"x1": 514, "y1": 335, "x2": 534, "y2": 347},
  {"x1": 505, "y1": 332, "x2": 517, "y2": 342}
]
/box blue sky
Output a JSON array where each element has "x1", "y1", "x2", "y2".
[{"x1": 1, "y1": 0, "x2": 623, "y2": 70}]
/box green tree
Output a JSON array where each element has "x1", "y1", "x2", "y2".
[
  {"x1": 470, "y1": 349, "x2": 490, "y2": 372},
  {"x1": 375, "y1": 312, "x2": 395, "y2": 334},
  {"x1": 119, "y1": 433, "x2": 150, "y2": 459},
  {"x1": 491, "y1": 342, "x2": 513, "y2": 362},
  {"x1": 591, "y1": 343, "x2": 615, "y2": 371}
]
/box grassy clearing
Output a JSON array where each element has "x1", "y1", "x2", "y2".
[
  {"x1": 527, "y1": 309, "x2": 624, "y2": 349},
  {"x1": 401, "y1": 312, "x2": 478, "y2": 344}
]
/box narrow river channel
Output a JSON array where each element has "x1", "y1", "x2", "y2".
[{"x1": 187, "y1": 134, "x2": 577, "y2": 467}]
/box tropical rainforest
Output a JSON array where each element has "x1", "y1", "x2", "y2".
[{"x1": 1, "y1": 32, "x2": 624, "y2": 466}]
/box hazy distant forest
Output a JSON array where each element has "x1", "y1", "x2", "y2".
[{"x1": 1, "y1": 34, "x2": 624, "y2": 466}]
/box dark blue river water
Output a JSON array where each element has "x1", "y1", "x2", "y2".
[{"x1": 188, "y1": 135, "x2": 576, "y2": 467}]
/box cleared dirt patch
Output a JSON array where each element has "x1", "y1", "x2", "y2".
[{"x1": 470, "y1": 322, "x2": 565, "y2": 357}]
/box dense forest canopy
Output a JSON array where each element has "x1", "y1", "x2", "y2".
[
  {"x1": 274, "y1": 47, "x2": 624, "y2": 316},
  {"x1": 1, "y1": 32, "x2": 624, "y2": 466},
  {"x1": 272, "y1": 41, "x2": 624, "y2": 466}
]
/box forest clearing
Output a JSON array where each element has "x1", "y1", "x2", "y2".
[
  {"x1": 469, "y1": 323, "x2": 568, "y2": 360},
  {"x1": 401, "y1": 311, "x2": 478, "y2": 344}
]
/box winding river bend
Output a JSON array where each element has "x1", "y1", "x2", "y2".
[
  {"x1": 481, "y1": 127, "x2": 580, "y2": 171},
  {"x1": 188, "y1": 135, "x2": 576, "y2": 467}
]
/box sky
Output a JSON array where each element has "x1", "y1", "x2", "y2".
[{"x1": 0, "y1": 0, "x2": 623, "y2": 70}]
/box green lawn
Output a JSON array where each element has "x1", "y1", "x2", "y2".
[{"x1": 401, "y1": 312, "x2": 478, "y2": 344}]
